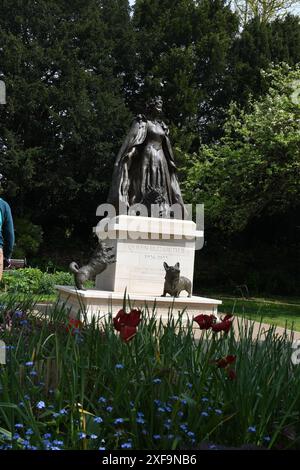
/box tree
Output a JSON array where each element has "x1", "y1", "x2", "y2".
[
  {"x1": 0, "y1": 0, "x2": 131, "y2": 257},
  {"x1": 0, "y1": 0, "x2": 299, "y2": 278},
  {"x1": 100, "y1": 0, "x2": 137, "y2": 103},
  {"x1": 229, "y1": 14, "x2": 300, "y2": 105},
  {"x1": 183, "y1": 63, "x2": 300, "y2": 233},
  {"x1": 182, "y1": 63, "x2": 300, "y2": 294},
  {"x1": 232, "y1": 0, "x2": 300, "y2": 24},
  {"x1": 133, "y1": 0, "x2": 239, "y2": 145}
]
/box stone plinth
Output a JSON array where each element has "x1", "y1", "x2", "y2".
[
  {"x1": 56, "y1": 286, "x2": 221, "y2": 322},
  {"x1": 55, "y1": 215, "x2": 220, "y2": 323},
  {"x1": 95, "y1": 215, "x2": 203, "y2": 296}
]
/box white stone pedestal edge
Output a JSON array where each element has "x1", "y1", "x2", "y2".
[{"x1": 56, "y1": 286, "x2": 222, "y2": 323}]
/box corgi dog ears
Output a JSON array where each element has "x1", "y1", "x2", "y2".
[{"x1": 163, "y1": 262, "x2": 180, "y2": 270}]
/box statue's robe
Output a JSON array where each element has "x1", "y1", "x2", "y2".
[{"x1": 107, "y1": 115, "x2": 185, "y2": 214}]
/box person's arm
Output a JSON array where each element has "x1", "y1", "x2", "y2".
[{"x1": 3, "y1": 202, "x2": 14, "y2": 260}]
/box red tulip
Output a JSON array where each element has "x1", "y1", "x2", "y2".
[
  {"x1": 211, "y1": 318, "x2": 233, "y2": 333},
  {"x1": 119, "y1": 325, "x2": 137, "y2": 343},
  {"x1": 126, "y1": 309, "x2": 142, "y2": 328},
  {"x1": 66, "y1": 318, "x2": 83, "y2": 335},
  {"x1": 113, "y1": 309, "x2": 142, "y2": 331},
  {"x1": 216, "y1": 355, "x2": 236, "y2": 368},
  {"x1": 225, "y1": 354, "x2": 236, "y2": 364},
  {"x1": 223, "y1": 314, "x2": 233, "y2": 321},
  {"x1": 216, "y1": 358, "x2": 228, "y2": 368},
  {"x1": 113, "y1": 309, "x2": 127, "y2": 332},
  {"x1": 193, "y1": 314, "x2": 216, "y2": 330},
  {"x1": 113, "y1": 309, "x2": 142, "y2": 342},
  {"x1": 227, "y1": 368, "x2": 237, "y2": 380}
]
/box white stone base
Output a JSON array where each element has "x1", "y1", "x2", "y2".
[
  {"x1": 95, "y1": 215, "x2": 203, "y2": 296},
  {"x1": 56, "y1": 286, "x2": 221, "y2": 322}
]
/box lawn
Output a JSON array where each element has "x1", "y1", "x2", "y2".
[{"x1": 218, "y1": 296, "x2": 300, "y2": 332}]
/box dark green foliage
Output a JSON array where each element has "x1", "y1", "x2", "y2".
[
  {"x1": 230, "y1": 15, "x2": 300, "y2": 105},
  {"x1": 0, "y1": 1, "x2": 299, "y2": 295},
  {"x1": 0, "y1": 0, "x2": 131, "y2": 249},
  {"x1": 184, "y1": 65, "x2": 300, "y2": 233},
  {"x1": 13, "y1": 217, "x2": 43, "y2": 258},
  {"x1": 133, "y1": 0, "x2": 239, "y2": 144},
  {"x1": 0, "y1": 268, "x2": 75, "y2": 294},
  {"x1": 184, "y1": 64, "x2": 300, "y2": 295}
]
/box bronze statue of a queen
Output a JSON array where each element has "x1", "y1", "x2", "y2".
[{"x1": 107, "y1": 97, "x2": 185, "y2": 217}]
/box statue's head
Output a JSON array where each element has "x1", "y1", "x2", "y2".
[{"x1": 147, "y1": 96, "x2": 163, "y2": 115}]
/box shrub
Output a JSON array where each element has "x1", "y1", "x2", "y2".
[{"x1": 0, "y1": 268, "x2": 75, "y2": 295}]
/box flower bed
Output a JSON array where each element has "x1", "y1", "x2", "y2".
[{"x1": 0, "y1": 296, "x2": 299, "y2": 450}]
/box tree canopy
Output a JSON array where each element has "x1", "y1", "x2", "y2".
[
  {"x1": 183, "y1": 63, "x2": 300, "y2": 233},
  {"x1": 0, "y1": 0, "x2": 299, "y2": 293}
]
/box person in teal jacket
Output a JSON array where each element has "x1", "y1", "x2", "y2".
[{"x1": 0, "y1": 175, "x2": 15, "y2": 279}]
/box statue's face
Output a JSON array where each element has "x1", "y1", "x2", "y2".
[
  {"x1": 154, "y1": 97, "x2": 163, "y2": 113},
  {"x1": 148, "y1": 96, "x2": 163, "y2": 115}
]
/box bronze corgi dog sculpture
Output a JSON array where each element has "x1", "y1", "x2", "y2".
[
  {"x1": 69, "y1": 242, "x2": 115, "y2": 290},
  {"x1": 162, "y1": 262, "x2": 192, "y2": 297}
]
